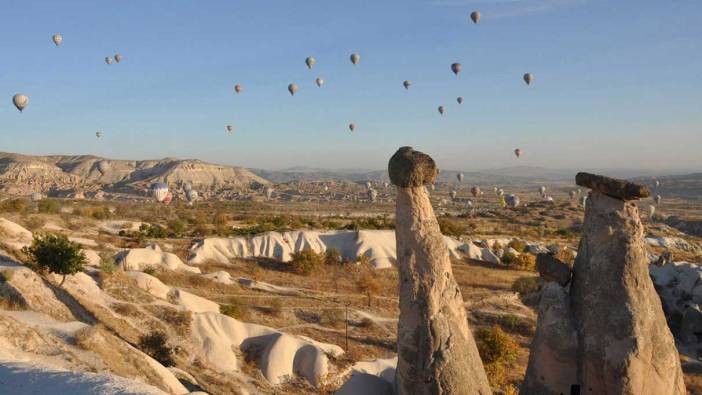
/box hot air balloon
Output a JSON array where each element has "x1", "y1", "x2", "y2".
[
  {"x1": 365, "y1": 181, "x2": 372, "y2": 190},
  {"x1": 350, "y1": 53, "x2": 360, "y2": 65},
  {"x1": 305, "y1": 56, "x2": 316, "y2": 69},
  {"x1": 316, "y1": 78, "x2": 324, "y2": 87},
  {"x1": 523, "y1": 73, "x2": 534, "y2": 85},
  {"x1": 569, "y1": 190, "x2": 577, "y2": 199},
  {"x1": 544, "y1": 196, "x2": 554, "y2": 203},
  {"x1": 349, "y1": 123, "x2": 356, "y2": 133},
  {"x1": 493, "y1": 186, "x2": 498, "y2": 193},
  {"x1": 264, "y1": 186, "x2": 274, "y2": 199},
  {"x1": 31, "y1": 192, "x2": 43, "y2": 201},
  {"x1": 577, "y1": 188, "x2": 582, "y2": 195},
  {"x1": 470, "y1": 11, "x2": 480, "y2": 24},
  {"x1": 186, "y1": 189, "x2": 199, "y2": 204},
  {"x1": 505, "y1": 194, "x2": 520, "y2": 208},
  {"x1": 183, "y1": 183, "x2": 193, "y2": 192},
  {"x1": 471, "y1": 186, "x2": 480, "y2": 198},
  {"x1": 383, "y1": 181, "x2": 389, "y2": 189},
  {"x1": 288, "y1": 83, "x2": 298, "y2": 96},
  {"x1": 97, "y1": 161, "x2": 110, "y2": 175},
  {"x1": 105, "y1": 56, "x2": 113, "y2": 65},
  {"x1": 95, "y1": 131, "x2": 102, "y2": 139},
  {"x1": 150, "y1": 183, "x2": 169, "y2": 203},
  {"x1": 457, "y1": 96, "x2": 463, "y2": 104},
  {"x1": 403, "y1": 80, "x2": 411, "y2": 90},
  {"x1": 655, "y1": 195, "x2": 662, "y2": 205},
  {"x1": 323, "y1": 185, "x2": 329, "y2": 192},
  {"x1": 162, "y1": 192, "x2": 173, "y2": 205},
  {"x1": 499, "y1": 196, "x2": 506, "y2": 207},
  {"x1": 438, "y1": 106, "x2": 445, "y2": 115},
  {"x1": 226, "y1": 124, "x2": 234, "y2": 133},
  {"x1": 580, "y1": 196, "x2": 588, "y2": 207},
  {"x1": 235, "y1": 84, "x2": 242, "y2": 94},
  {"x1": 114, "y1": 53, "x2": 123, "y2": 63},
  {"x1": 649, "y1": 205, "x2": 656, "y2": 218},
  {"x1": 368, "y1": 189, "x2": 378, "y2": 202},
  {"x1": 539, "y1": 186, "x2": 546, "y2": 196},
  {"x1": 451, "y1": 63, "x2": 462, "y2": 76},
  {"x1": 457, "y1": 173, "x2": 464, "y2": 183},
  {"x1": 52, "y1": 34, "x2": 62, "y2": 46},
  {"x1": 12, "y1": 94, "x2": 29, "y2": 113},
  {"x1": 466, "y1": 200, "x2": 474, "y2": 208},
  {"x1": 514, "y1": 148, "x2": 522, "y2": 158},
  {"x1": 498, "y1": 188, "x2": 504, "y2": 197},
  {"x1": 430, "y1": 184, "x2": 435, "y2": 191},
  {"x1": 655, "y1": 180, "x2": 661, "y2": 188},
  {"x1": 450, "y1": 190, "x2": 457, "y2": 200}
]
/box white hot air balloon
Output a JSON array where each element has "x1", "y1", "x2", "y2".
[
  {"x1": 105, "y1": 56, "x2": 113, "y2": 65},
  {"x1": 523, "y1": 73, "x2": 534, "y2": 85},
  {"x1": 264, "y1": 186, "x2": 274, "y2": 199},
  {"x1": 539, "y1": 186, "x2": 546, "y2": 196},
  {"x1": 498, "y1": 188, "x2": 504, "y2": 197},
  {"x1": 383, "y1": 181, "x2": 389, "y2": 189},
  {"x1": 580, "y1": 195, "x2": 588, "y2": 207},
  {"x1": 655, "y1": 180, "x2": 661, "y2": 188},
  {"x1": 114, "y1": 53, "x2": 123, "y2": 63},
  {"x1": 305, "y1": 56, "x2": 316, "y2": 69},
  {"x1": 430, "y1": 184, "x2": 435, "y2": 191},
  {"x1": 403, "y1": 80, "x2": 411, "y2": 90},
  {"x1": 466, "y1": 200, "x2": 473, "y2": 208},
  {"x1": 226, "y1": 124, "x2": 234, "y2": 133},
  {"x1": 655, "y1": 195, "x2": 662, "y2": 205},
  {"x1": 350, "y1": 53, "x2": 360, "y2": 65},
  {"x1": 316, "y1": 77, "x2": 324, "y2": 87},
  {"x1": 450, "y1": 190, "x2": 457, "y2": 200},
  {"x1": 649, "y1": 205, "x2": 656, "y2": 218},
  {"x1": 569, "y1": 190, "x2": 577, "y2": 199},
  {"x1": 52, "y1": 34, "x2": 62, "y2": 46},
  {"x1": 150, "y1": 183, "x2": 169, "y2": 203},
  {"x1": 12, "y1": 94, "x2": 29, "y2": 112},
  {"x1": 457, "y1": 173, "x2": 464, "y2": 183},
  {"x1": 288, "y1": 83, "x2": 299, "y2": 96},
  {"x1": 470, "y1": 11, "x2": 481, "y2": 24}
]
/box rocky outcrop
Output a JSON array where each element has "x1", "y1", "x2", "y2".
[
  {"x1": 523, "y1": 174, "x2": 685, "y2": 395},
  {"x1": 536, "y1": 254, "x2": 572, "y2": 286},
  {"x1": 390, "y1": 147, "x2": 491, "y2": 395}
]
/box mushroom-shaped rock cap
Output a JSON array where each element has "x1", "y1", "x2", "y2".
[
  {"x1": 576, "y1": 172, "x2": 650, "y2": 201},
  {"x1": 388, "y1": 147, "x2": 438, "y2": 187}
]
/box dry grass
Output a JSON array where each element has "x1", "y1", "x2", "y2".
[{"x1": 144, "y1": 305, "x2": 192, "y2": 336}]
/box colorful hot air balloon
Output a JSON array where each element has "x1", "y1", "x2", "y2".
[
  {"x1": 105, "y1": 56, "x2": 113, "y2": 65},
  {"x1": 350, "y1": 53, "x2": 360, "y2": 65},
  {"x1": 234, "y1": 84, "x2": 242, "y2": 94},
  {"x1": 403, "y1": 80, "x2": 412, "y2": 90},
  {"x1": 52, "y1": 34, "x2": 62, "y2": 46},
  {"x1": 457, "y1": 96, "x2": 463, "y2": 104},
  {"x1": 569, "y1": 190, "x2": 577, "y2": 199},
  {"x1": 523, "y1": 73, "x2": 534, "y2": 85},
  {"x1": 150, "y1": 183, "x2": 169, "y2": 203},
  {"x1": 451, "y1": 63, "x2": 462, "y2": 76},
  {"x1": 505, "y1": 194, "x2": 520, "y2": 208},
  {"x1": 305, "y1": 56, "x2": 316, "y2": 69},
  {"x1": 12, "y1": 94, "x2": 29, "y2": 112},
  {"x1": 514, "y1": 148, "x2": 522, "y2": 158},
  {"x1": 470, "y1": 11, "x2": 481, "y2": 24},
  {"x1": 471, "y1": 186, "x2": 481, "y2": 198},
  {"x1": 162, "y1": 192, "x2": 173, "y2": 205},
  {"x1": 288, "y1": 83, "x2": 298, "y2": 96},
  {"x1": 349, "y1": 123, "x2": 356, "y2": 133},
  {"x1": 114, "y1": 53, "x2": 123, "y2": 63},
  {"x1": 316, "y1": 78, "x2": 324, "y2": 87}
]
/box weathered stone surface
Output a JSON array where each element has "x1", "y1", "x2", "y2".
[
  {"x1": 575, "y1": 172, "x2": 651, "y2": 200},
  {"x1": 392, "y1": 148, "x2": 491, "y2": 395},
  {"x1": 388, "y1": 147, "x2": 438, "y2": 188},
  {"x1": 680, "y1": 305, "x2": 702, "y2": 344},
  {"x1": 522, "y1": 283, "x2": 578, "y2": 395},
  {"x1": 536, "y1": 254, "x2": 572, "y2": 286},
  {"x1": 523, "y1": 191, "x2": 686, "y2": 395}
]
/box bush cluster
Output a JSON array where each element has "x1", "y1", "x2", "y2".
[
  {"x1": 288, "y1": 249, "x2": 324, "y2": 276},
  {"x1": 22, "y1": 233, "x2": 86, "y2": 286},
  {"x1": 475, "y1": 325, "x2": 519, "y2": 389}
]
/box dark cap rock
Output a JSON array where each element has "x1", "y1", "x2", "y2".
[
  {"x1": 536, "y1": 253, "x2": 573, "y2": 286},
  {"x1": 388, "y1": 147, "x2": 438, "y2": 187},
  {"x1": 575, "y1": 172, "x2": 650, "y2": 201}
]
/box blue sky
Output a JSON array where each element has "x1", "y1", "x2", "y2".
[{"x1": 0, "y1": 0, "x2": 700, "y2": 172}]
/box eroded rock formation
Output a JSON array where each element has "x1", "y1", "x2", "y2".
[
  {"x1": 523, "y1": 173, "x2": 685, "y2": 395},
  {"x1": 389, "y1": 147, "x2": 491, "y2": 395}
]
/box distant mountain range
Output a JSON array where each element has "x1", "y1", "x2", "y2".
[{"x1": 0, "y1": 152, "x2": 268, "y2": 197}]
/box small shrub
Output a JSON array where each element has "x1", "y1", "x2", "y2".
[
  {"x1": 269, "y1": 298, "x2": 284, "y2": 317},
  {"x1": 355, "y1": 272, "x2": 381, "y2": 307},
  {"x1": 151, "y1": 306, "x2": 192, "y2": 334},
  {"x1": 507, "y1": 240, "x2": 527, "y2": 253},
  {"x1": 492, "y1": 241, "x2": 503, "y2": 252},
  {"x1": 554, "y1": 248, "x2": 576, "y2": 264},
  {"x1": 143, "y1": 266, "x2": 157, "y2": 276},
  {"x1": 288, "y1": 249, "x2": 324, "y2": 276},
  {"x1": 37, "y1": 199, "x2": 61, "y2": 214},
  {"x1": 138, "y1": 331, "x2": 175, "y2": 367},
  {"x1": 320, "y1": 308, "x2": 344, "y2": 328},
  {"x1": 438, "y1": 218, "x2": 465, "y2": 237},
  {"x1": 514, "y1": 254, "x2": 536, "y2": 270},
  {"x1": 501, "y1": 252, "x2": 518, "y2": 266},
  {"x1": 511, "y1": 276, "x2": 541, "y2": 294},
  {"x1": 167, "y1": 219, "x2": 187, "y2": 236},
  {"x1": 99, "y1": 253, "x2": 117, "y2": 275},
  {"x1": 0, "y1": 269, "x2": 14, "y2": 283},
  {"x1": 358, "y1": 317, "x2": 374, "y2": 328},
  {"x1": 22, "y1": 233, "x2": 86, "y2": 286},
  {"x1": 221, "y1": 302, "x2": 248, "y2": 320},
  {"x1": 0, "y1": 198, "x2": 28, "y2": 213},
  {"x1": 324, "y1": 248, "x2": 342, "y2": 266},
  {"x1": 475, "y1": 325, "x2": 519, "y2": 388}
]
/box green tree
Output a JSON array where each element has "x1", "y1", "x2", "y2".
[{"x1": 22, "y1": 233, "x2": 86, "y2": 286}]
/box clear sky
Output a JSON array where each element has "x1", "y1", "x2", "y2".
[{"x1": 1, "y1": 0, "x2": 700, "y2": 172}]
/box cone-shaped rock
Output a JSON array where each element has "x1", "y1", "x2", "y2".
[{"x1": 390, "y1": 147, "x2": 491, "y2": 395}]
